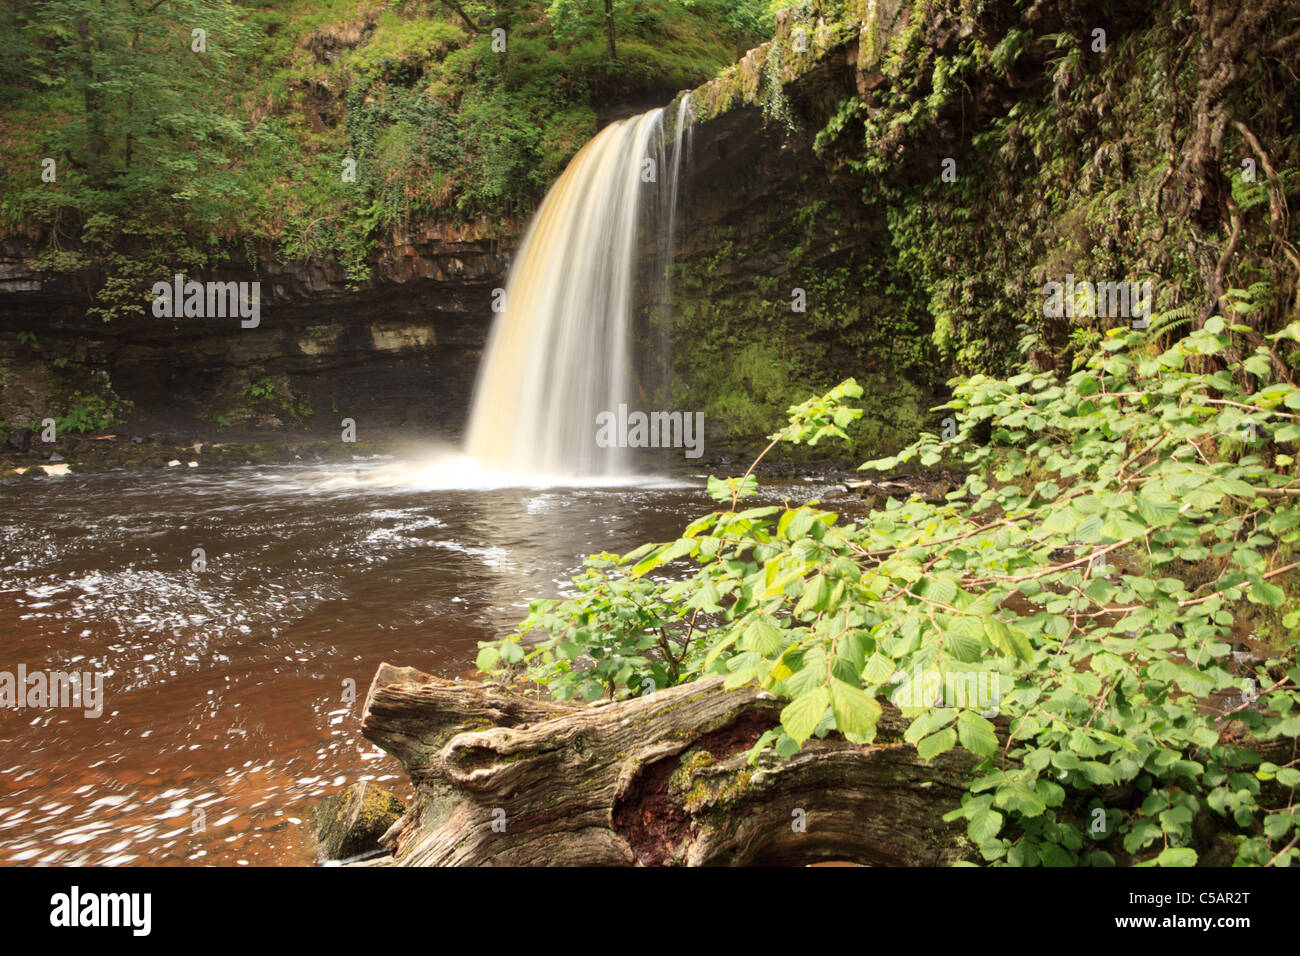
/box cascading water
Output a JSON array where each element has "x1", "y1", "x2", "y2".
[{"x1": 465, "y1": 99, "x2": 693, "y2": 479}]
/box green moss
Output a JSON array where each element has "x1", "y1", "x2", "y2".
[
  {"x1": 791, "y1": 0, "x2": 1300, "y2": 376},
  {"x1": 663, "y1": 183, "x2": 939, "y2": 458},
  {"x1": 668, "y1": 745, "x2": 757, "y2": 814}
]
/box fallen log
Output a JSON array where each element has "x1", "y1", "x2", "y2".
[{"x1": 360, "y1": 663, "x2": 981, "y2": 866}]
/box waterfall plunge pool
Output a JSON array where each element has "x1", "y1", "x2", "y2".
[{"x1": 0, "y1": 455, "x2": 847, "y2": 865}]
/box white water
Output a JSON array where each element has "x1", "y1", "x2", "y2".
[
  {"x1": 310, "y1": 450, "x2": 693, "y2": 493},
  {"x1": 464, "y1": 100, "x2": 693, "y2": 480}
]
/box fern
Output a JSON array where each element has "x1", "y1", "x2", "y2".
[
  {"x1": 1223, "y1": 281, "x2": 1275, "y2": 319},
  {"x1": 1230, "y1": 173, "x2": 1271, "y2": 215},
  {"x1": 1141, "y1": 303, "x2": 1195, "y2": 342}
]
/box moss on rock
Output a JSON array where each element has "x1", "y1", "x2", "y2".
[{"x1": 313, "y1": 781, "x2": 405, "y2": 862}]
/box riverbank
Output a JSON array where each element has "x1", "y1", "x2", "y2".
[
  {"x1": 0, "y1": 414, "x2": 919, "y2": 484},
  {"x1": 1, "y1": 431, "x2": 403, "y2": 477}
]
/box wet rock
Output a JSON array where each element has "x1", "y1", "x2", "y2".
[
  {"x1": 313, "y1": 782, "x2": 405, "y2": 863},
  {"x1": 841, "y1": 470, "x2": 965, "y2": 506}
]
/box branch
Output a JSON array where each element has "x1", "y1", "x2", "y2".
[
  {"x1": 1267, "y1": 833, "x2": 1299, "y2": 867},
  {"x1": 441, "y1": 0, "x2": 484, "y2": 33}
]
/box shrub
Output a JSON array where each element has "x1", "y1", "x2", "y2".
[{"x1": 479, "y1": 308, "x2": 1300, "y2": 866}]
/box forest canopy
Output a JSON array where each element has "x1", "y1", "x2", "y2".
[{"x1": 0, "y1": 0, "x2": 773, "y2": 316}]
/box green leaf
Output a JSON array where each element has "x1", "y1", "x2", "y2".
[
  {"x1": 917, "y1": 727, "x2": 957, "y2": 760},
  {"x1": 863, "y1": 652, "x2": 897, "y2": 683},
  {"x1": 475, "y1": 646, "x2": 500, "y2": 672},
  {"x1": 1155, "y1": 847, "x2": 1198, "y2": 867},
  {"x1": 918, "y1": 575, "x2": 957, "y2": 605},
  {"x1": 983, "y1": 615, "x2": 1034, "y2": 661},
  {"x1": 956, "y1": 710, "x2": 999, "y2": 757},
  {"x1": 794, "y1": 573, "x2": 832, "y2": 615},
  {"x1": 781, "y1": 686, "x2": 831, "y2": 745},
  {"x1": 1251, "y1": 579, "x2": 1286, "y2": 607},
  {"x1": 905, "y1": 709, "x2": 956, "y2": 744},
  {"x1": 1244, "y1": 354, "x2": 1272, "y2": 378},
  {"x1": 741, "y1": 615, "x2": 783, "y2": 655},
  {"x1": 1136, "y1": 493, "x2": 1179, "y2": 526},
  {"x1": 658, "y1": 538, "x2": 697, "y2": 564},
  {"x1": 995, "y1": 785, "x2": 1047, "y2": 817},
  {"x1": 1276, "y1": 767, "x2": 1300, "y2": 787},
  {"x1": 621, "y1": 542, "x2": 659, "y2": 563},
  {"x1": 782, "y1": 508, "x2": 817, "y2": 540},
  {"x1": 829, "y1": 678, "x2": 882, "y2": 739},
  {"x1": 687, "y1": 582, "x2": 722, "y2": 612},
  {"x1": 968, "y1": 806, "x2": 1004, "y2": 843},
  {"x1": 944, "y1": 617, "x2": 985, "y2": 661}
]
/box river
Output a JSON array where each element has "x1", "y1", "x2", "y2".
[{"x1": 0, "y1": 453, "x2": 838, "y2": 865}]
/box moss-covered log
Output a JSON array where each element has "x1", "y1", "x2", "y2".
[{"x1": 360, "y1": 663, "x2": 980, "y2": 866}]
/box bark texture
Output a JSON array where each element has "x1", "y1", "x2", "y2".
[{"x1": 360, "y1": 663, "x2": 979, "y2": 866}]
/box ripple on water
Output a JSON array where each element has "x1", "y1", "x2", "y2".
[{"x1": 0, "y1": 458, "x2": 724, "y2": 864}]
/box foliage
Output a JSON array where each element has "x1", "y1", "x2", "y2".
[
  {"x1": 758, "y1": 27, "x2": 794, "y2": 132},
  {"x1": 0, "y1": 0, "x2": 771, "y2": 309},
  {"x1": 0, "y1": 0, "x2": 252, "y2": 320},
  {"x1": 246, "y1": 375, "x2": 313, "y2": 425},
  {"x1": 57, "y1": 389, "x2": 121, "y2": 434},
  {"x1": 480, "y1": 309, "x2": 1300, "y2": 866}
]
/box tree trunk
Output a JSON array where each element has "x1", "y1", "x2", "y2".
[
  {"x1": 1174, "y1": 0, "x2": 1289, "y2": 323},
  {"x1": 604, "y1": 0, "x2": 617, "y2": 60},
  {"x1": 76, "y1": 11, "x2": 108, "y2": 181},
  {"x1": 441, "y1": 0, "x2": 483, "y2": 34},
  {"x1": 360, "y1": 664, "x2": 980, "y2": 866}
]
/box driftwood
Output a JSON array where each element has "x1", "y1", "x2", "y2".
[
  {"x1": 840, "y1": 471, "x2": 965, "y2": 506},
  {"x1": 360, "y1": 664, "x2": 980, "y2": 866}
]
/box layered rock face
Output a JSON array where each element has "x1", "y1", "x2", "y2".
[
  {"x1": 0, "y1": 227, "x2": 508, "y2": 439},
  {"x1": 663, "y1": 0, "x2": 1300, "y2": 455}
]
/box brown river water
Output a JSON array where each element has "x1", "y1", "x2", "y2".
[{"x1": 0, "y1": 452, "x2": 840, "y2": 866}]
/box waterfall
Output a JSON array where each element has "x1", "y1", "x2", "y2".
[{"x1": 465, "y1": 99, "x2": 693, "y2": 478}]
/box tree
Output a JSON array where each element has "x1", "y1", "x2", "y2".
[
  {"x1": 4, "y1": 0, "x2": 252, "y2": 317},
  {"x1": 548, "y1": 0, "x2": 618, "y2": 59}
]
